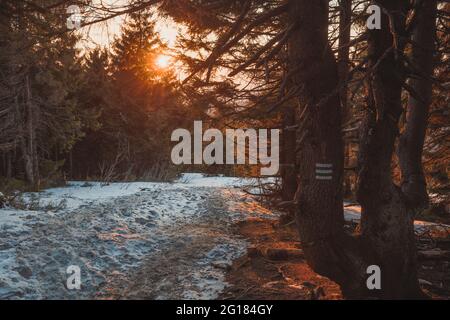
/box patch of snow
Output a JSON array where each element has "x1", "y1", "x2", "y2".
[
  {"x1": 23, "y1": 181, "x2": 162, "y2": 211},
  {"x1": 344, "y1": 205, "x2": 450, "y2": 232},
  {"x1": 175, "y1": 173, "x2": 247, "y2": 188},
  {"x1": 0, "y1": 174, "x2": 276, "y2": 300},
  {"x1": 19, "y1": 174, "x2": 266, "y2": 212}
]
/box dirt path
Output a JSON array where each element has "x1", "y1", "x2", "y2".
[
  {"x1": 219, "y1": 217, "x2": 342, "y2": 300},
  {"x1": 100, "y1": 189, "x2": 248, "y2": 299},
  {"x1": 220, "y1": 214, "x2": 450, "y2": 300}
]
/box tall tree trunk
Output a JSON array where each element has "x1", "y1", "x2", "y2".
[
  {"x1": 398, "y1": 0, "x2": 437, "y2": 209},
  {"x1": 281, "y1": 106, "x2": 297, "y2": 201},
  {"x1": 338, "y1": 0, "x2": 354, "y2": 198},
  {"x1": 338, "y1": 0, "x2": 352, "y2": 112},
  {"x1": 5, "y1": 152, "x2": 12, "y2": 179},
  {"x1": 288, "y1": 0, "x2": 366, "y2": 297},
  {"x1": 357, "y1": 0, "x2": 424, "y2": 298},
  {"x1": 15, "y1": 95, "x2": 34, "y2": 185},
  {"x1": 25, "y1": 74, "x2": 37, "y2": 187},
  {"x1": 289, "y1": 0, "x2": 428, "y2": 299},
  {"x1": 14, "y1": 4, "x2": 34, "y2": 186}
]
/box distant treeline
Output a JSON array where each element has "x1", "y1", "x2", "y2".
[{"x1": 0, "y1": 10, "x2": 197, "y2": 190}]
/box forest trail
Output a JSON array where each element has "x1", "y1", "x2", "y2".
[
  {"x1": 0, "y1": 175, "x2": 275, "y2": 299},
  {"x1": 1, "y1": 174, "x2": 448, "y2": 300},
  {"x1": 105, "y1": 189, "x2": 271, "y2": 299}
]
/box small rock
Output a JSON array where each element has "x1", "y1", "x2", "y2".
[
  {"x1": 135, "y1": 218, "x2": 149, "y2": 225},
  {"x1": 15, "y1": 266, "x2": 33, "y2": 279},
  {"x1": 148, "y1": 210, "x2": 159, "y2": 216}
]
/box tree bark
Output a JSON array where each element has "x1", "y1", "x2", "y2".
[
  {"x1": 338, "y1": 0, "x2": 352, "y2": 113},
  {"x1": 25, "y1": 74, "x2": 37, "y2": 187},
  {"x1": 288, "y1": 0, "x2": 366, "y2": 297},
  {"x1": 15, "y1": 95, "x2": 34, "y2": 185},
  {"x1": 6, "y1": 152, "x2": 12, "y2": 179},
  {"x1": 357, "y1": 0, "x2": 424, "y2": 298},
  {"x1": 281, "y1": 106, "x2": 297, "y2": 201},
  {"x1": 397, "y1": 0, "x2": 437, "y2": 209},
  {"x1": 289, "y1": 0, "x2": 429, "y2": 299},
  {"x1": 338, "y1": 0, "x2": 354, "y2": 198}
]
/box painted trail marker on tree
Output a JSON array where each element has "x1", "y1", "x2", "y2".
[{"x1": 315, "y1": 163, "x2": 333, "y2": 180}]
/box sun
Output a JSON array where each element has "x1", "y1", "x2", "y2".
[{"x1": 155, "y1": 54, "x2": 172, "y2": 69}]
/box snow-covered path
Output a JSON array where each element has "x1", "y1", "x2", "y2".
[
  {"x1": 0, "y1": 175, "x2": 274, "y2": 300},
  {"x1": 2, "y1": 174, "x2": 446, "y2": 300}
]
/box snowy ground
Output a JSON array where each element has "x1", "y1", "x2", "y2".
[
  {"x1": 0, "y1": 174, "x2": 447, "y2": 300},
  {"x1": 344, "y1": 204, "x2": 450, "y2": 235},
  {"x1": 0, "y1": 174, "x2": 275, "y2": 300}
]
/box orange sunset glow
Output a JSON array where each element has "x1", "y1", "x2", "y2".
[{"x1": 155, "y1": 54, "x2": 172, "y2": 69}]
